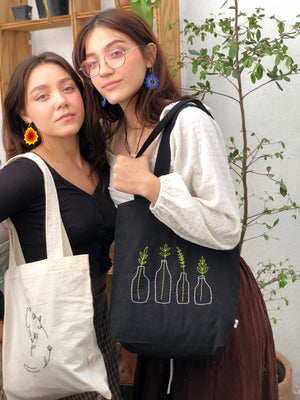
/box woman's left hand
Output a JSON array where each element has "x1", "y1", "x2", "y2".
[{"x1": 113, "y1": 154, "x2": 160, "y2": 205}]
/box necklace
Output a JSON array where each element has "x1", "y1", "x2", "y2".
[{"x1": 124, "y1": 121, "x2": 145, "y2": 156}]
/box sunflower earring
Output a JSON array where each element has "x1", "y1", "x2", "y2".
[
  {"x1": 24, "y1": 124, "x2": 39, "y2": 145},
  {"x1": 144, "y1": 68, "x2": 160, "y2": 90}
]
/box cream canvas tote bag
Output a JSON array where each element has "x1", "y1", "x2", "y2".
[{"x1": 2, "y1": 153, "x2": 111, "y2": 400}]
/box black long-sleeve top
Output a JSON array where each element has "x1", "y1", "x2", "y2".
[{"x1": 0, "y1": 157, "x2": 116, "y2": 278}]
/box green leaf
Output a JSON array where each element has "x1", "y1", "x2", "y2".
[
  {"x1": 212, "y1": 45, "x2": 220, "y2": 54},
  {"x1": 229, "y1": 45, "x2": 237, "y2": 60},
  {"x1": 256, "y1": 29, "x2": 261, "y2": 41},
  {"x1": 275, "y1": 81, "x2": 283, "y2": 91},
  {"x1": 278, "y1": 21, "x2": 285, "y2": 33},
  {"x1": 189, "y1": 49, "x2": 200, "y2": 56},
  {"x1": 286, "y1": 57, "x2": 293, "y2": 68},
  {"x1": 279, "y1": 181, "x2": 287, "y2": 197},
  {"x1": 273, "y1": 218, "x2": 279, "y2": 227},
  {"x1": 255, "y1": 63, "x2": 264, "y2": 80},
  {"x1": 275, "y1": 54, "x2": 281, "y2": 66},
  {"x1": 130, "y1": 0, "x2": 154, "y2": 28}
]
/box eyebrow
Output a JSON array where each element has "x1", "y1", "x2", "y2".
[
  {"x1": 29, "y1": 77, "x2": 74, "y2": 96},
  {"x1": 85, "y1": 39, "x2": 127, "y2": 58}
]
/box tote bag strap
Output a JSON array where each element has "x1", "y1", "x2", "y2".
[
  {"x1": 6, "y1": 152, "x2": 73, "y2": 266},
  {"x1": 136, "y1": 99, "x2": 212, "y2": 177}
]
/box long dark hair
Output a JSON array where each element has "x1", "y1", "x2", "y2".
[
  {"x1": 73, "y1": 8, "x2": 184, "y2": 148},
  {"x1": 3, "y1": 51, "x2": 108, "y2": 184}
]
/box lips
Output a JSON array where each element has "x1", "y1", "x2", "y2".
[
  {"x1": 103, "y1": 80, "x2": 121, "y2": 91},
  {"x1": 56, "y1": 113, "x2": 75, "y2": 122}
]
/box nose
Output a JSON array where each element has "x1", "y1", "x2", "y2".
[
  {"x1": 98, "y1": 58, "x2": 114, "y2": 77},
  {"x1": 54, "y1": 91, "x2": 67, "y2": 108}
]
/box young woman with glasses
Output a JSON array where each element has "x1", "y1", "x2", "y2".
[{"x1": 73, "y1": 8, "x2": 279, "y2": 400}]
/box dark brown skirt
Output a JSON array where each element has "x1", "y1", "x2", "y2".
[{"x1": 133, "y1": 258, "x2": 279, "y2": 400}]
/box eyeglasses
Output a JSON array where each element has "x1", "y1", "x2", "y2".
[{"x1": 79, "y1": 46, "x2": 140, "y2": 78}]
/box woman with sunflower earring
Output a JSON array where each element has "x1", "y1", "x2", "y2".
[{"x1": 0, "y1": 52, "x2": 121, "y2": 400}]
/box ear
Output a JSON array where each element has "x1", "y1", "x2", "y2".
[
  {"x1": 19, "y1": 110, "x2": 31, "y2": 125},
  {"x1": 145, "y1": 43, "x2": 157, "y2": 68}
]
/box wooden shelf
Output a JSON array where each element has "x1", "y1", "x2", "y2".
[{"x1": 0, "y1": 15, "x2": 71, "y2": 32}]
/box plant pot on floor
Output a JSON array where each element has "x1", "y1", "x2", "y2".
[
  {"x1": 117, "y1": 344, "x2": 137, "y2": 385},
  {"x1": 12, "y1": 5, "x2": 32, "y2": 21},
  {"x1": 276, "y1": 351, "x2": 293, "y2": 400}
]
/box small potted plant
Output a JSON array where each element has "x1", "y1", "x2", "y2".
[
  {"x1": 12, "y1": 1, "x2": 32, "y2": 22},
  {"x1": 35, "y1": 0, "x2": 69, "y2": 19}
]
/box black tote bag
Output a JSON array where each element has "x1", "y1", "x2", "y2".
[{"x1": 109, "y1": 99, "x2": 240, "y2": 360}]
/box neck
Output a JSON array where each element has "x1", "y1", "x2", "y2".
[
  {"x1": 34, "y1": 137, "x2": 82, "y2": 166},
  {"x1": 124, "y1": 120, "x2": 145, "y2": 156}
]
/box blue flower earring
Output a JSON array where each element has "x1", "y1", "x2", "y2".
[
  {"x1": 101, "y1": 96, "x2": 107, "y2": 107},
  {"x1": 144, "y1": 69, "x2": 160, "y2": 90}
]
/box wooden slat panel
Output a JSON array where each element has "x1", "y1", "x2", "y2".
[
  {"x1": 72, "y1": 0, "x2": 101, "y2": 14},
  {"x1": 71, "y1": 0, "x2": 102, "y2": 46},
  {"x1": 0, "y1": 30, "x2": 31, "y2": 158},
  {"x1": 155, "y1": 0, "x2": 181, "y2": 89}
]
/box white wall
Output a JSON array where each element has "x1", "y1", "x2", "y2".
[
  {"x1": 1, "y1": 0, "x2": 299, "y2": 395},
  {"x1": 180, "y1": 1, "x2": 300, "y2": 397}
]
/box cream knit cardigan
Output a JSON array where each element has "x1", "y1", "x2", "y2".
[{"x1": 107, "y1": 102, "x2": 241, "y2": 251}]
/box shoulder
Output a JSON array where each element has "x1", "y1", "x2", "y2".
[
  {"x1": 0, "y1": 156, "x2": 45, "y2": 220},
  {"x1": 0, "y1": 156, "x2": 44, "y2": 191},
  {"x1": 160, "y1": 100, "x2": 213, "y2": 123},
  {"x1": 161, "y1": 101, "x2": 224, "y2": 148},
  {"x1": 160, "y1": 100, "x2": 216, "y2": 137}
]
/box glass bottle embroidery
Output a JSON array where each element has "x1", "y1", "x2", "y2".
[
  {"x1": 194, "y1": 256, "x2": 212, "y2": 305},
  {"x1": 176, "y1": 247, "x2": 190, "y2": 304},
  {"x1": 131, "y1": 246, "x2": 150, "y2": 303},
  {"x1": 155, "y1": 244, "x2": 172, "y2": 304}
]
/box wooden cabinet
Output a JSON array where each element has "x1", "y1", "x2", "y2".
[{"x1": 0, "y1": 0, "x2": 181, "y2": 156}]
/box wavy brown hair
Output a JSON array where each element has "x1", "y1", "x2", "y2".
[
  {"x1": 73, "y1": 8, "x2": 186, "y2": 149},
  {"x1": 3, "y1": 51, "x2": 108, "y2": 185}
]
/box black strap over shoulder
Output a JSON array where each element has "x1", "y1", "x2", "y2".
[{"x1": 136, "y1": 99, "x2": 213, "y2": 177}]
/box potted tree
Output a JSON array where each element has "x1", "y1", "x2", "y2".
[
  {"x1": 175, "y1": 0, "x2": 300, "y2": 397},
  {"x1": 11, "y1": 1, "x2": 32, "y2": 21}
]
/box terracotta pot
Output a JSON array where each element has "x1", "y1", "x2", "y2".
[
  {"x1": 276, "y1": 351, "x2": 293, "y2": 400},
  {"x1": 114, "y1": 0, "x2": 130, "y2": 8},
  {"x1": 117, "y1": 344, "x2": 137, "y2": 385}
]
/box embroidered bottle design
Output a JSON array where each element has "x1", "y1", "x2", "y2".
[
  {"x1": 176, "y1": 247, "x2": 190, "y2": 304},
  {"x1": 131, "y1": 246, "x2": 150, "y2": 303},
  {"x1": 194, "y1": 256, "x2": 212, "y2": 305},
  {"x1": 155, "y1": 244, "x2": 172, "y2": 304}
]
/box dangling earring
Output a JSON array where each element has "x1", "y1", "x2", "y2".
[
  {"x1": 24, "y1": 124, "x2": 39, "y2": 146},
  {"x1": 144, "y1": 68, "x2": 160, "y2": 90},
  {"x1": 101, "y1": 96, "x2": 107, "y2": 108}
]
